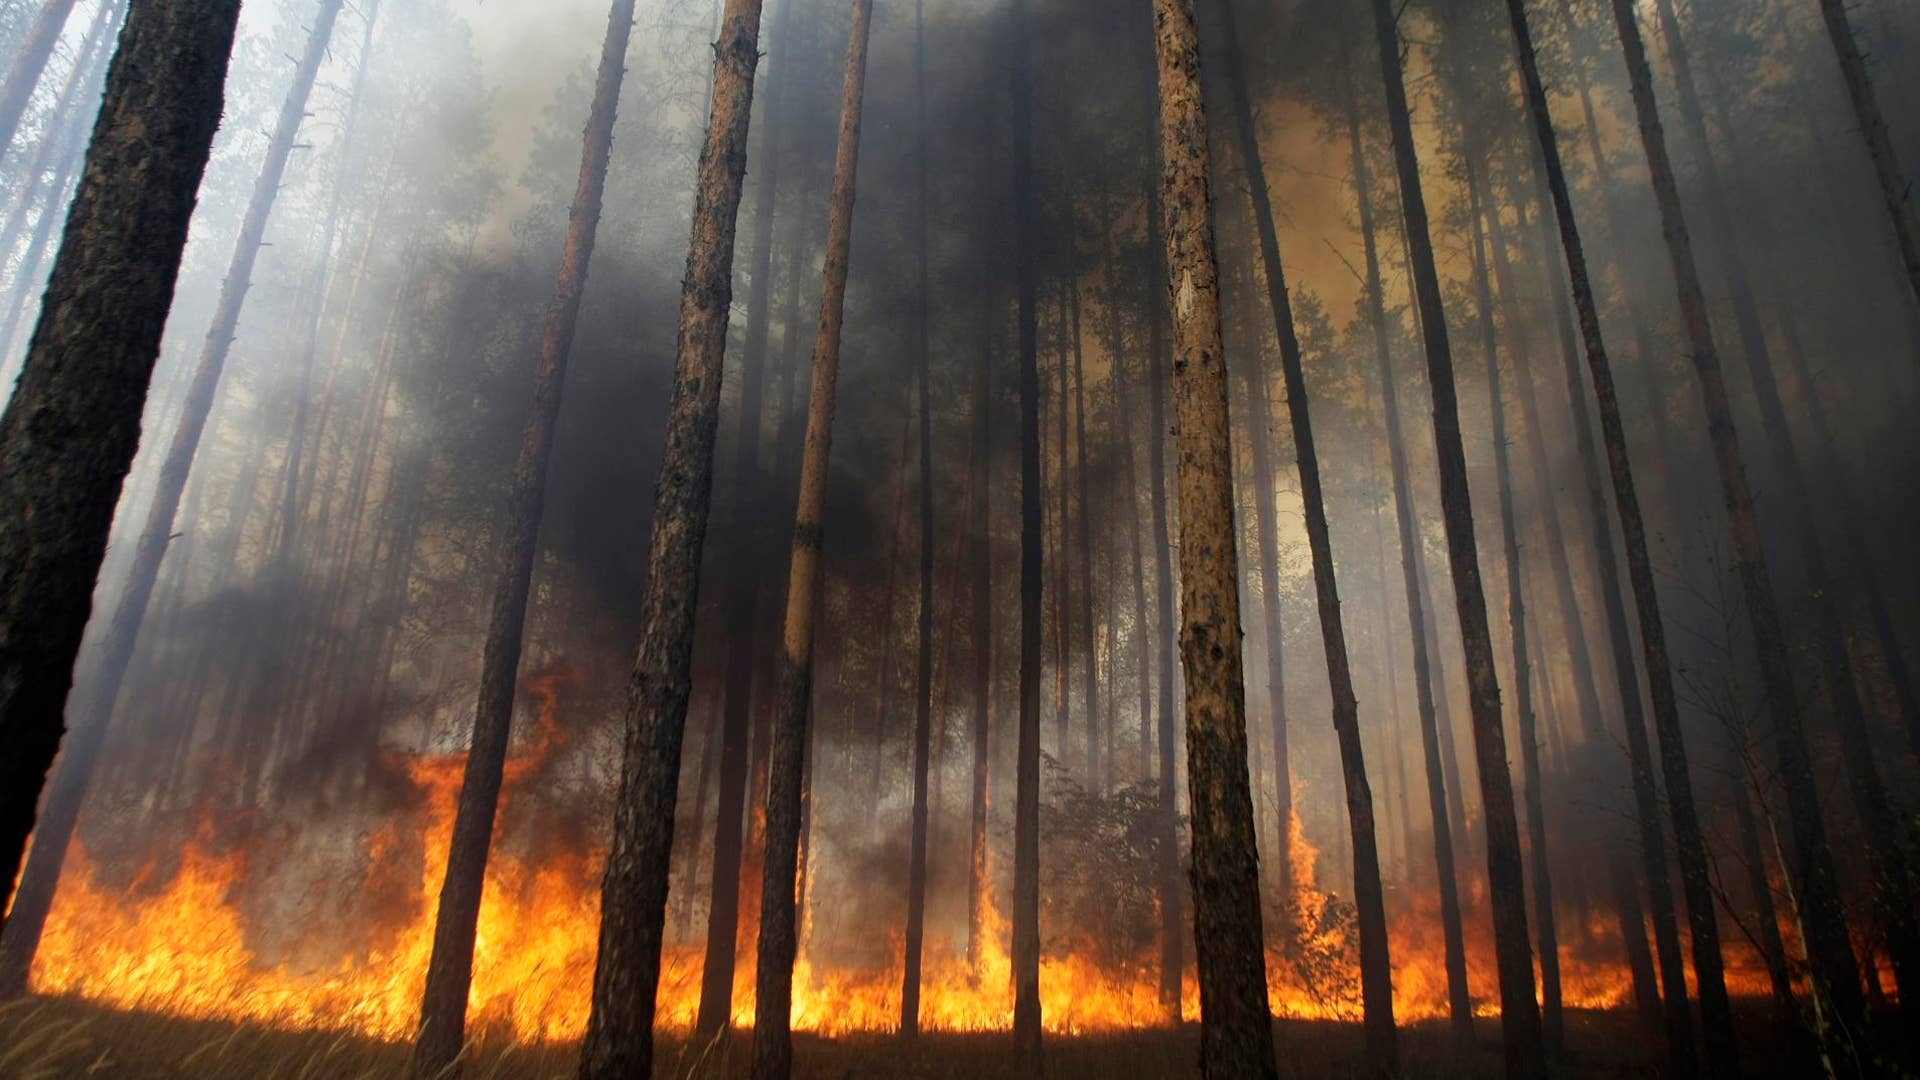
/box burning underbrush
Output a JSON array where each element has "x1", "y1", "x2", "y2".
[{"x1": 19, "y1": 679, "x2": 1777, "y2": 1051}]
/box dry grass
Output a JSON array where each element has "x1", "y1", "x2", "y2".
[{"x1": 0, "y1": 995, "x2": 1793, "y2": 1078}]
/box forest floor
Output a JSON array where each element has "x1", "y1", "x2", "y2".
[{"x1": 0, "y1": 995, "x2": 1808, "y2": 1078}]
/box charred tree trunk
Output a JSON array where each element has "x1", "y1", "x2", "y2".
[
  {"x1": 902, "y1": 0, "x2": 935, "y2": 1037},
  {"x1": 1216, "y1": 2, "x2": 1391, "y2": 1064},
  {"x1": 0, "y1": 0, "x2": 338, "y2": 975},
  {"x1": 1367, "y1": 0, "x2": 1544, "y2": 1071},
  {"x1": 407, "y1": 1, "x2": 634, "y2": 1072},
  {"x1": 750, "y1": 3, "x2": 870, "y2": 1070},
  {"x1": 1339, "y1": 42, "x2": 1472, "y2": 1040},
  {"x1": 1815, "y1": 0, "x2": 1920, "y2": 313},
  {"x1": 1009, "y1": 0, "x2": 1044, "y2": 1061},
  {"x1": 1606, "y1": 0, "x2": 1865, "y2": 1035},
  {"x1": 965, "y1": 294, "x2": 993, "y2": 971},
  {"x1": 577, "y1": 1, "x2": 766, "y2": 1074},
  {"x1": 1152, "y1": 3, "x2": 1275, "y2": 1075},
  {"x1": 1070, "y1": 273, "x2": 1099, "y2": 792},
  {"x1": 0, "y1": 0, "x2": 79, "y2": 158},
  {"x1": 0, "y1": 0, "x2": 239, "y2": 934},
  {"x1": 1146, "y1": 181, "x2": 1183, "y2": 1019}
]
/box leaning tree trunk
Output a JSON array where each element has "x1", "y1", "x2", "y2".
[
  {"x1": 1462, "y1": 154, "x2": 1561, "y2": 1055},
  {"x1": 1505, "y1": 6, "x2": 1737, "y2": 1073},
  {"x1": 1367, "y1": 0, "x2": 1544, "y2": 1071},
  {"x1": 1215, "y1": 1, "x2": 1391, "y2": 1066},
  {"x1": 0, "y1": 0, "x2": 338, "y2": 977},
  {"x1": 901, "y1": 0, "x2": 936, "y2": 1037},
  {"x1": 1657, "y1": 0, "x2": 1920, "y2": 1024},
  {"x1": 0, "y1": 0, "x2": 239, "y2": 933},
  {"x1": 1606, "y1": 0, "x2": 1865, "y2": 1035},
  {"x1": 750, "y1": 3, "x2": 870, "y2": 1071},
  {"x1": 407, "y1": 1, "x2": 634, "y2": 1073},
  {"x1": 1151, "y1": 2, "x2": 1275, "y2": 1076},
  {"x1": 1338, "y1": 50, "x2": 1472, "y2": 1038},
  {"x1": 0, "y1": 0, "x2": 80, "y2": 159},
  {"x1": 1009, "y1": 0, "x2": 1044, "y2": 1062},
  {"x1": 1815, "y1": 0, "x2": 1920, "y2": 313},
  {"x1": 577, "y1": 1, "x2": 766, "y2": 1075}
]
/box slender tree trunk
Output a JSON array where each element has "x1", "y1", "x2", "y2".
[
  {"x1": 965, "y1": 302, "x2": 993, "y2": 972},
  {"x1": 1009, "y1": 0, "x2": 1044, "y2": 1061},
  {"x1": 1366, "y1": 0, "x2": 1543, "y2": 1071},
  {"x1": 578, "y1": 1, "x2": 766, "y2": 1073},
  {"x1": 1462, "y1": 155, "x2": 1561, "y2": 1055},
  {"x1": 0, "y1": 124, "x2": 84, "y2": 364},
  {"x1": 1216, "y1": 3, "x2": 1390, "y2": 1063},
  {"x1": 1070, "y1": 272, "x2": 1099, "y2": 793},
  {"x1": 1815, "y1": 0, "x2": 1920, "y2": 313},
  {"x1": 0, "y1": 0, "x2": 238, "y2": 934},
  {"x1": 0, "y1": 0, "x2": 79, "y2": 159},
  {"x1": 901, "y1": 0, "x2": 936, "y2": 1036},
  {"x1": 749, "y1": 4, "x2": 870, "y2": 1069},
  {"x1": 1339, "y1": 47, "x2": 1473, "y2": 1039},
  {"x1": 0, "y1": 0, "x2": 334, "y2": 973},
  {"x1": 1152, "y1": 3, "x2": 1275, "y2": 1075},
  {"x1": 1606, "y1": 0, "x2": 1865, "y2": 1034},
  {"x1": 1146, "y1": 180, "x2": 1183, "y2": 1019},
  {"x1": 407, "y1": 2, "x2": 633, "y2": 1072}
]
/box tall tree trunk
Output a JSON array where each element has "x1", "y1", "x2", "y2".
[
  {"x1": 1366, "y1": 0, "x2": 1544, "y2": 1071},
  {"x1": 0, "y1": 0, "x2": 239, "y2": 933},
  {"x1": 1339, "y1": 45, "x2": 1472, "y2": 1039},
  {"x1": 1216, "y1": 2, "x2": 1391, "y2": 1064},
  {"x1": 1146, "y1": 180, "x2": 1183, "y2": 1018},
  {"x1": 0, "y1": 0, "x2": 79, "y2": 159},
  {"x1": 577, "y1": 1, "x2": 766, "y2": 1073},
  {"x1": 407, "y1": 1, "x2": 634, "y2": 1072},
  {"x1": 750, "y1": 3, "x2": 870, "y2": 1069},
  {"x1": 0, "y1": 0, "x2": 336, "y2": 974},
  {"x1": 1815, "y1": 0, "x2": 1920, "y2": 313},
  {"x1": 1070, "y1": 271, "x2": 1099, "y2": 792},
  {"x1": 1606, "y1": 0, "x2": 1865, "y2": 1035},
  {"x1": 965, "y1": 293, "x2": 993, "y2": 972},
  {"x1": 1009, "y1": 0, "x2": 1044, "y2": 1061},
  {"x1": 1462, "y1": 154, "x2": 1561, "y2": 1055},
  {"x1": 901, "y1": 0, "x2": 936, "y2": 1036},
  {"x1": 1152, "y1": 3, "x2": 1275, "y2": 1075}
]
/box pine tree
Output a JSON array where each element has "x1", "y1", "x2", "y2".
[
  {"x1": 1152, "y1": 1, "x2": 1275, "y2": 1074},
  {"x1": 408, "y1": 1, "x2": 636, "y2": 1072},
  {"x1": 578, "y1": 1, "x2": 768, "y2": 1074},
  {"x1": 0, "y1": 0, "x2": 241, "y2": 937},
  {"x1": 750, "y1": 2, "x2": 872, "y2": 1070}
]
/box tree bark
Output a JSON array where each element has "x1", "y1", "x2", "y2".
[
  {"x1": 1339, "y1": 38, "x2": 1473, "y2": 1041},
  {"x1": 407, "y1": 1, "x2": 634, "y2": 1072},
  {"x1": 0, "y1": 0, "x2": 334, "y2": 973},
  {"x1": 901, "y1": 0, "x2": 935, "y2": 1037},
  {"x1": 1215, "y1": 2, "x2": 1391, "y2": 1064},
  {"x1": 750, "y1": 3, "x2": 870, "y2": 1070},
  {"x1": 0, "y1": 0, "x2": 238, "y2": 935},
  {"x1": 1152, "y1": 2, "x2": 1275, "y2": 1075},
  {"x1": 1606, "y1": 0, "x2": 1865, "y2": 1034},
  {"x1": 1366, "y1": 0, "x2": 1543, "y2": 1071},
  {"x1": 577, "y1": 1, "x2": 766, "y2": 1073}
]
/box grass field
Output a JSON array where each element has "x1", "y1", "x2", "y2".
[{"x1": 0, "y1": 996, "x2": 1808, "y2": 1078}]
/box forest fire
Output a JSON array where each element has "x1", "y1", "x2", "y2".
[
  {"x1": 25, "y1": 678, "x2": 1764, "y2": 1049},
  {"x1": 0, "y1": 0, "x2": 1911, "y2": 1071}
]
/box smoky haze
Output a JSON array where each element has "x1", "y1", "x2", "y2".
[{"x1": 0, "y1": 0, "x2": 1916, "y2": 1059}]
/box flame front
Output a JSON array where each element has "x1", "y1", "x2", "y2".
[{"x1": 26, "y1": 684, "x2": 1780, "y2": 1046}]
